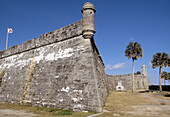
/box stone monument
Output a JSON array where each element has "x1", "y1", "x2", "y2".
[{"x1": 116, "y1": 81, "x2": 125, "y2": 91}]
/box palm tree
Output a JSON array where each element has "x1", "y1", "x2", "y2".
[
  {"x1": 151, "y1": 52, "x2": 169, "y2": 92},
  {"x1": 125, "y1": 42, "x2": 143, "y2": 92},
  {"x1": 161, "y1": 71, "x2": 169, "y2": 85},
  {"x1": 167, "y1": 73, "x2": 170, "y2": 85}
]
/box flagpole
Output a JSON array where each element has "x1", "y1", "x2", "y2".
[{"x1": 6, "y1": 29, "x2": 8, "y2": 49}]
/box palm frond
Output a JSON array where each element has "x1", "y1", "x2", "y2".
[
  {"x1": 125, "y1": 42, "x2": 143, "y2": 60},
  {"x1": 151, "y1": 52, "x2": 169, "y2": 69},
  {"x1": 161, "y1": 71, "x2": 170, "y2": 80}
]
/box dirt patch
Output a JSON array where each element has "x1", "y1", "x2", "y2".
[
  {"x1": 97, "y1": 91, "x2": 170, "y2": 117},
  {"x1": 126, "y1": 93, "x2": 170, "y2": 117},
  {"x1": 119, "y1": 92, "x2": 170, "y2": 117},
  {"x1": 0, "y1": 109, "x2": 37, "y2": 117}
]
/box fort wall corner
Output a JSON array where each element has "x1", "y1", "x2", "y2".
[{"x1": 0, "y1": 2, "x2": 107, "y2": 113}]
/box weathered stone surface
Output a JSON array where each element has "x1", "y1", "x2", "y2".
[
  {"x1": 0, "y1": 33, "x2": 107, "y2": 112},
  {"x1": 0, "y1": 20, "x2": 83, "y2": 59},
  {"x1": 106, "y1": 74, "x2": 150, "y2": 91},
  {"x1": 0, "y1": 2, "x2": 108, "y2": 113},
  {"x1": 0, "y1": 2, "x2": 150, "y2": 113}
]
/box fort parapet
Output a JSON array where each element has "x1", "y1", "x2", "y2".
[
  {"x1": 0, "y1": 2, "x2": 108, "y2": 112},
  {"x1": 0, "y1": 19, "x2": 83, "y2": 59}
]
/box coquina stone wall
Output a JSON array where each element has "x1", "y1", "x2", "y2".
[
  {"x1": 106, "y1": 74, "x2": 150, "y2": 91},
  {"x1": 0, "y1": 2, "x2": 150, "y2": 112},
  {"x1": 0, "y1": 2, "x2": 108, "y2": 112}
]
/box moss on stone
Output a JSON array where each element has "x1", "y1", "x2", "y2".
[
  {"x1": 22, "y1": 58, "x2": 35, "y2": 104},
  {"x1": 0, "y1": 68, "x2": 4, "y2": 87}
]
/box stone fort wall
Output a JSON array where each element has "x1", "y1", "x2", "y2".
[
  {"x1": 0, "y1": 2, "x2": 150, "y2": 113},
  {"x1": 0, "y1": 3, "x2": 108, "y2": 112},
  {"x1": 106, "y1": 74, "x2": 150, "y2": 91}
]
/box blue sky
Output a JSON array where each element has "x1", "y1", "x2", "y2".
[{"x1": 0, "y1": 0, "x2": 170, "y2": 85}]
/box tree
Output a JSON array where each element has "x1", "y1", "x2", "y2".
[
  {"x1": 161, "y1": 71, "x2": 170, "y2": 85},
  {"x1": 151, "y1": 52, "x2": 169, "y2": 92},
  {"x1": 134, "y1": 71, "x2": 141, "y2": 75},
  {"x1": 137, "y1": 71, "x2": 141, "y2": 75},
  {"x1": 125, "y1": 42, "x2": 143, "y2": 92},
  {"x1": 161, "y1": 71, "x2": 168, "y2": 85}
]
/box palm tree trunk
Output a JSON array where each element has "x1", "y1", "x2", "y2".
[
  {"x1": 132, "y1": 59, "x2": 135, "y2": 92},
  {"x1": 159, "y1": 67, "x2": 162, "y2": 92},
  {"x1": 164, "y1": 79, "x2": 166, "y2": 85}
]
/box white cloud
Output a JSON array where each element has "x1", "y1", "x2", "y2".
[
  {"x1": 148, "y1": 61, "x2": 152, "y2": 67},
  {"x1": 130, "y1": 37, "x2": 134, "y2": 41},
  {"x1": 106, "y1": 63, "x2": 126, "y2": 70}
]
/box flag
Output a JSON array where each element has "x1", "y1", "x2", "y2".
[{"x1": 8, "y1": 28, "x2": 13, "y2": 34}]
